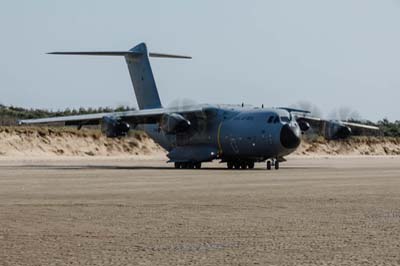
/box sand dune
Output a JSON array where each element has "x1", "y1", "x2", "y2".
[
  {"x1": 0, "y1": 127, "x2": 399, "y2": 158},
  {"x1": 0, "y1": 127, "x2": 165, "y2": 158},
  {"x1": 294, "y1": 136, "x2": 400, "y2": 156}
]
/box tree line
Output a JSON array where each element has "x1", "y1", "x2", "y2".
[{"x1": 0, "y1": 104, "x2": 134, "y2": 126}]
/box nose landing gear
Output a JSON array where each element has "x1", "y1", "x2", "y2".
[
  {"x1": 275, "y1": 160, "x2": 280, "y2": 170},
  {"x1": 266, "y1": 160, "x2": 271, "y2": 170}
]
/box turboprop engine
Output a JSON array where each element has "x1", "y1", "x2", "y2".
[
  {"x1": 324, "y1": 121, "x2": 351, "y2": 140},
  {"x1": 297, "y1": 120, "x2": 310, "y2": 132},
  {"x1": 101, "y1": 116, "x2": 130, "y2": 138},
  {"x1": 160, "y1": 113, "x2": 191, "y2": 134}
]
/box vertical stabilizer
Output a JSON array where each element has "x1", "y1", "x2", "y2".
[{"x1": 124, "y1": 43, "x2": 162, "y2": 109}]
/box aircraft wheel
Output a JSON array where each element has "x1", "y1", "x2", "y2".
[
  {"x1": 181, "y1": 163, "x2": 188, "y2": 169},
  {"x1": 188, "y1": 163, "x2": 195, "y2": 169},
  {"x1": 194, "y1": 162, "x2": 202, "y2": 169},
  {"x1": 248, "y1": 161, "x2": 255, "y2": 169},
  {"x1": 240, "y1": 162, "x2": 247, "y2": 169},
  {"x1": 275, "y1": 161, "x2": 280, "y2": 170},
  {"x1": 174, "y1": 162, "x2": 181, "y2": 169},
  {"x1": 266, "y1": 160, "x2": 272, "y2": 170},
  {"x1": 227, "y1": 161, "x2": 234, "y2": 169},
  {"x1": 234, "y1": 162, "x2": 240, "y2": 169}
]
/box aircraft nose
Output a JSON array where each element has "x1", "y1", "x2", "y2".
[{"x1": 280, "y1": 124, "x2": 301, "y2": 149}]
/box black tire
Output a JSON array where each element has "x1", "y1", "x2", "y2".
[
  {"x1": 194, "y1": 162, "x2": 202, "y2": 169},
  {"x1": 266, "y1": 161, "x2": 271, "y2": 170},
  {"x1": 240, "y1": 162, "x2": 247, "y2": 169},
  {"x1": 227, "y1": 161, "x2": 234, "y2": 169},
  {"x1": 188, "y1": 163, "x2": 195, "y2": 169},
  {"x1": 174, "y1": 162, "x2": 181, "y2": 169},
  {"x1": 234, "y1": 162, "x2": 240, "y2": 169},
  {"x1": 275, "y1": 161, "x2": 280, "y2": 170},
  {"x1": 248, "y1": 161, "x2": 255, "y2": 169}
]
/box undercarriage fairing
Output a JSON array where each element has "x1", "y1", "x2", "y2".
[{"x1": 167, "y1": 145, "x2": 218, "y2": 163}]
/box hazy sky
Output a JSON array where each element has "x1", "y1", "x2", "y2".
[{"x1": 1, "y1": 0, "x2": 400, "y2": 121}]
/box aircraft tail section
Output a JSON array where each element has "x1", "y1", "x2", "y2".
[
  {"x1": 125, "y1": 43, "x2": 161, "y2": 109},
  {"x1": 48, "y1": 43, "x2": 191, "y2": 110}
]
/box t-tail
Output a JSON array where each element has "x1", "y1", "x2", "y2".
[{"x1": 48, "y1": 43, "x2": 191, "y2": 110}]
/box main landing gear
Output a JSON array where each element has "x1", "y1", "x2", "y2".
[
  {"x1": 174, "y1": 162, "x2": 202, "y2": 169},
  {"x1": 174, "y1": 159, "x2": 280, "y2": 170},
  {"x1": 226, "y1": 160, "x2": 255, "y2": 170},
  {"x1": 266, "y1": 159, "x2": 279, "y2": 170}
]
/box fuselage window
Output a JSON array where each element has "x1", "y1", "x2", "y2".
[
  {"x1": 280, "y1": 116, "x2": 290, "y2": 123},
  {"x1": 273, "y1": 116, "x2": 279, "y2": 123},
  {"x1": 267, "y1": 116, "x2": 274, "y2": 123}
]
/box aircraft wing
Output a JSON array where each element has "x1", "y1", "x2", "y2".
[
  {"x1": 18, "y1": 105, "x2": 213, "y2": 126},
  {"x1": 340, "y1": 121, "x2": 380, "y2": 131},
  {"x1": 295, "y1": 115, "x2": 379, "y2": 130},
  {"x1": 294, "y1": 114, "x2": 379, "y2": 139}
]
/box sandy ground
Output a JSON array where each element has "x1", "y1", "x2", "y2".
[{"x1": 1, "y1": 157, "x2": 400, "y2": 266}]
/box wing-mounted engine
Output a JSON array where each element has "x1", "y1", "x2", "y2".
[
  {"x1": 101, "y1": 116, "x2": 130, "y2": 138},
  {"x1": 160, "y1": 113, "x2": 191, "y2": 134},
  {"x1": 297, "y1": 119, "x2": 311, "y2": 132},
  {"x1": 295, "y1": 114, "x2": 378, "y2": 140},
  {"x1": 278, "y1": 107, "x2": 311, "y2": 133},
  {"x1": 324, "y1": 121, "x2": 352, "y2": 140}
]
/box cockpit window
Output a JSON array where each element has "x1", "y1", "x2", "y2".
[
  {"x1": 267, "y1": 116, "x2": 274, "y2": 123},
  {"x1": 280, "y1": 116, "x2": 290, "y2": 123},
  {"x1": 273, "y1": 116, "x2": 279, "y2": 123}
]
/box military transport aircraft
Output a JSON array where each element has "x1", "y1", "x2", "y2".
[{"x1": 19, "y1": 43, "x2": 379, "y2": 170}]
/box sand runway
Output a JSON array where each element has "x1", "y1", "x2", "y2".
[{"x1": 1, "y1": 157, "x2": 400, "y2": 265}]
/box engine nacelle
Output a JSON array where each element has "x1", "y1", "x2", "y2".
[
  {"x1": 160, "y1": 113, "x2": 191, "y2": 134},
  {"x1": 325, "y1": 121, "x2": 351, "y2": 140},
  {"x1": 101, "y1": 116, "x2": 130, "y2": 138},
  {"x1": 298, "y1": 120, "x2": 310, "y2": 132}
]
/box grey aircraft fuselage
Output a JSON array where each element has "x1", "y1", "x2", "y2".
[{"x1": 142, "y1": 105, "x2": 301, "y2": 164}]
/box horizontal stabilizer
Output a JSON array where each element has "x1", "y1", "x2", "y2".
[
  {"x1": 47, "y1": 51, "x2": 191, "y2": 59},
  {"x1": 47, "y1": 51, "x2": 140, "y2": 56},
  {"x1": 149, "y1": 53, "x2": 192, "y2": 59}
]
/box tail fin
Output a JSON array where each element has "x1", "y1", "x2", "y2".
[
  {"x1": 48, "y1": 42, "x2": 191, "y2": 110},
  {"x1": 125, "y1": 43, "x2": 161, "y2": 109}
]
